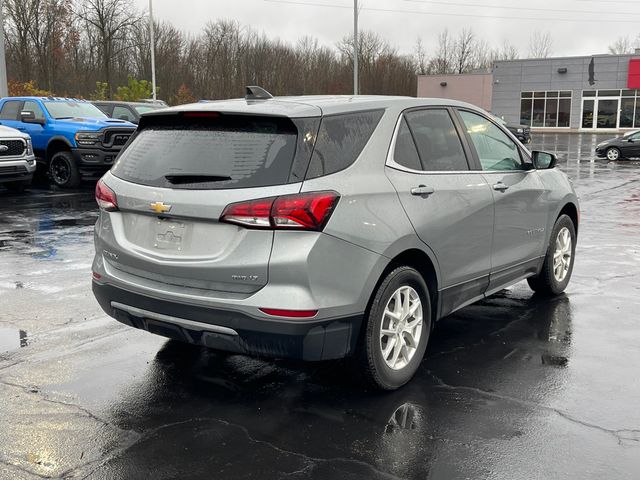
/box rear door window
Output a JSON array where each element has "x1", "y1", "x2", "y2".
[
  {"x1": 112, "y1": 114, "x2": 313, "y2": 190},
  {"x1": 393, "y1": 118, "x2": 422, "y2": 171},
  {"x1": 305, "y1": 109, "x2": 383, "y2": 179},
  {"x1": 404, "y1": 109, "x2": 469, "y2": 171}
]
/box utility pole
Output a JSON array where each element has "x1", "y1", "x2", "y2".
[
  {"x1": 353, "y1": 0, "x2": 358, "y2": 95},
  {"x1": 0, "y1": 0, "x2": 8, "y2": 97},
  {"x1": 149, "y1": 0, "x2": 157, "y2": 100}
]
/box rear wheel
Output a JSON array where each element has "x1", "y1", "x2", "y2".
[
  {"x1": 606, "y1": 147, "x2": 621, "y2": 161},
  {"x1": 358, "y1": 266, "x2": 431, "y2": 390},
  {"x1": 527, "y1": 214, "x2": 576, "y2": 295},
  {"x1": 3, "y1": 180, "x2": 31, "y2": 192},
  {"x1": 49, "y1": 151, "x2": 81, "y2": 188}
]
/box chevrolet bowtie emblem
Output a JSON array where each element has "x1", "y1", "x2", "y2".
[{"x1": 150, "y1": 202, "x2": 172, "y2": 214}]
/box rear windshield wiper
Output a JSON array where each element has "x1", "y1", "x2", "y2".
[{"x1": 165, "y1": 174, "x2": 232, "y2": 184}]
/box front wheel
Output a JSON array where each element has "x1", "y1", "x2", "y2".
[
  {"x1": 358, "y1": 266, "x2": 431, "y2": 390},
  {"x1": 49, "y1": 151, "x2": 81, "y2": 188},
  {"x1": 527, "y1": 214, "x2": 576, "y2": 295},
  {"x1": 606, "y1": 147, "x2": 621, "y2": 161}
]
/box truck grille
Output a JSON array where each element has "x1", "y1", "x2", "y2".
[
  {"x1": 0, "y1": 140, "x2": 26, "y2": 157},
  {"x1": 101, "y1": 129, "x2": 134, "y2": 148}
]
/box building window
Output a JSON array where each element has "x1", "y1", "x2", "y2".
[
  {"x1": 520, "y1": 91, "x2": 572, "y2": 128},
  {"x1": 581, "y1": 89, "x2": 639, "y2": 129}
]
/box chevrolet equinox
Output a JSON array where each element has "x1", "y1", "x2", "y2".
[{"x1": 92, "y1": 88, "x2": 579, "y2": 390}]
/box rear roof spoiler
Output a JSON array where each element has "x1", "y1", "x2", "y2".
[{"x1": 245, "y1": 86, "x2": 273, "y2": 101}]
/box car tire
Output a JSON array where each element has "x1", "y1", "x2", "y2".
[
  {"x1": 3, "y1": 180, "x2": 31, "y2": 193},
  {"x1": 606, "y1": 147, "x2": 622, "y2": 161},
  {"x1": 527, "y1": 214, "x2": 576, "y2": 296},
  {"x1": 358, "y1": 266, "x2": 431, "y2": 390},
  {"x1": 49, "y1": 151, "x2": 81, "y2": 188}
]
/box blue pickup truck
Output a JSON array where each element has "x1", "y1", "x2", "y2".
[{"x1": 0, "y1": 97, "x2": 136, "y2": 187}]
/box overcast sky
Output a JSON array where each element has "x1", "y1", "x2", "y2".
[{"x1": 135, "y1": 0, "x2": 639, "y2": 58}]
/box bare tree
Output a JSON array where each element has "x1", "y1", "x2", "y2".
[
  {"x1": 453, "y1": 28, "x2": 476, "y2": 74},
  {"x1": 429, "y1": 29, "x2": 454, "y2": 74},
  {"x1": 414, "y1": 37, "x2": 428, "y2": 75},
  {"x1": 608, "y1": 36, "x2": 635, "y2": 54},
  {"x1": 74, "y1": 0, "x2": 142, "y2": 96},
  {"x1": 528, "y1": 31, "x2": 553, "y2": 59}
]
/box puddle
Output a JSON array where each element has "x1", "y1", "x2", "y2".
[{"x1": 0, "y1": 328, "x2": 29, "y2": 352}]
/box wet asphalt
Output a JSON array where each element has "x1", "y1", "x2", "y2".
[{"x1": 1, "y1": 133, "x2": 639, "y2": 479}]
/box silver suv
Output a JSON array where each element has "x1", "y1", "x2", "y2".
[
  {"x1": 92, "y1": 91, "x2": 579, "y2": 390},
  {"x1": 0, "y1": 125, "x2": 36, "y2": 192}
]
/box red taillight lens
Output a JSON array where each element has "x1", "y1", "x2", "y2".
[
  {"x1": 95, "y1": 179, "x2": 118, "y2": 211},
  {"x1": 259, "y1": 308, "x2": 318, "y2": 318},
  {"x1": 220, "y1": 191, "x2": 339, "y2": 231},
  {"x1": 220, "y1": 197, "x2": 275, "y2": 228},
  {"x1": 272, "y1": 192, "x2": 339, "y2": 230}
]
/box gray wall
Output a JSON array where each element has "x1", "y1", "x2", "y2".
[{"x1": 492, "y1": 54, "x2": 635, "y2": 129}]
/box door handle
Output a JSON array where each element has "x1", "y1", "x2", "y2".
[
  {"x1": 410, "y1": 185, "x2": 435, "y2": 196},
  {"x1": 492, "y1": 182, "x2": 509, "y2": 192}
]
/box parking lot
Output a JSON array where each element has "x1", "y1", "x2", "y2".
[{"x1": 1, "y1": 132, "x2": 639, "y2": 479}]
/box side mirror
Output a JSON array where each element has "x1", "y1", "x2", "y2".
[
  {"x1": 20, "y1": 110, "x2": 44, "y2": 125},
  {"x1": 532, "y1": 151, "x2": 557, "y2": 169}
]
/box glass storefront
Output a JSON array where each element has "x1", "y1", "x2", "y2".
[
  {"x1": 520, "y1": 91, "x2": 571, "y2": 128},
  {"x1": 581, "y1": 89, "x2": 639, "y2": 129}
]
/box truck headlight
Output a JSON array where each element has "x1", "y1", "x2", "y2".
[
  {"x1": 25, "y1": 138, "x2": 33, "y2": 156},
  {"x1": 75, "y1": 131, "x2": 101, "y2": 146},
  {"x1": 517, "y1": 128, "x2": 524, "y2": 133}
]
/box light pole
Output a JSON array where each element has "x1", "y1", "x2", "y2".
[
  {"x1": 149, "y1": 0, "x2": 157, "y2": 100},
  {"x1": 0, "y1": 0, "x2": 8, "y2": 97},
  {"x1": 353, "y1": 0, "x2": 358, "y2": 95}
]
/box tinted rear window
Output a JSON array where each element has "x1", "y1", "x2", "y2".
[
  {"x1": 305, "y1": 109, "x2": 384, "y2": 179},
  {"x1": 112, "y1": 115, "x2": 317, "y2": 190}
]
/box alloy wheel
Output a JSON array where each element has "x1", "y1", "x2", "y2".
[
  {"x1": 379, "y1": 286, "x2": 423, "y2": 370},
  {"x1": 606, "y1": 148, "x2": 620, "y2": 161},
  {"x1": 553, "y1": 227, "x2": 572, "y2": 282},
  {"x1": 51, "y1": 157, "x2": 71, "y2": 185}
]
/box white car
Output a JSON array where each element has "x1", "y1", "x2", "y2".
[{"x1": 0, "y1": 125, "x2": 36, "y2": 192}]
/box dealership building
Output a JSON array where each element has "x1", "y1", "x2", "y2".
[{"x1": 417, "y1": 50, "x2": 640, "y2": 131}]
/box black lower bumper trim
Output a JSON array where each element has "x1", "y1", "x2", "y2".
[{"x1": 93, "y1": 281, "x2": 363, "y2": 361}]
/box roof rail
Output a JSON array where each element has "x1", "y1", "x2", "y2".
[{"x1": 245, "y1": 86, "x2": 273, "y2": 101}]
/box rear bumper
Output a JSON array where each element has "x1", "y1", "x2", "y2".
[{"x1": 92, "y1": 280, "x2": 363, "y2": 361}]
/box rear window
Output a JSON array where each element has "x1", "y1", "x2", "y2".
[
  {"x1": 305, "y1": 109, "x2": 384, "y2": 179},
  {"x1": 111, "y1": 115, "x2": 319, "y2": 190}
]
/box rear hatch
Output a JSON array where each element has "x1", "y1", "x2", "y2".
[{"x1": 103, "y1": 110, "x2": 320, "y2": 295}]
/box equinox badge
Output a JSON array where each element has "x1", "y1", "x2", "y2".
[{"x1": 150, "y1": 202, "x2": 172, "y2": 214}]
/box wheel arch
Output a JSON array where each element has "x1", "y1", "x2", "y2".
[
  {"x1": 558, "y1": 201, "x2": 579, "y2": 236},
  {"x1": 371, "y1": 248, "x2": 441, "y2": 325},
  {"x1": 46, "y1": 137, "x2": 73, "y2": 162}
]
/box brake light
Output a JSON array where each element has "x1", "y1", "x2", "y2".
[
  {"x1": 259, "y1": 308, "x2": 318, "y2": 318},
  {"x1": 182, "y1": 111, "x2": 220, "y2": 118},
  {"x1": 220, "y1": 191, "x2": 339, "y2": 231},
  {"x1": 95, "y1": 179, "x2": 118, "y2": 211}
]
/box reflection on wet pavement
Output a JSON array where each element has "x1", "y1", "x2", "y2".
[{"x1": 0, "y1": 135, "x2": 639, "y2": 479}]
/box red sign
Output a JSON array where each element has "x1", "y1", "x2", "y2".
[{"x1": 629, "y1": 59, "x2": 640, "y2": 89}]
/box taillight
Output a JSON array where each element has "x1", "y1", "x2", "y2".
[
  {"x1": 220, "y1": 191, "x2": 339, "y2": 231},
  {"x1": 95, "y1": 179, "x2": 118, "y2": 211},
  {"x1": 219, "y1": 197, "x2": 274, "y2": 228}
]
